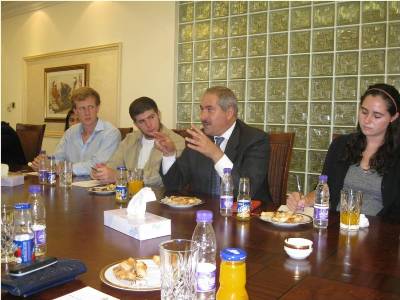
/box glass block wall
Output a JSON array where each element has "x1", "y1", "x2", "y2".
[{"x1": 176, "y1": 1, "x2": 400, "y2": 193}]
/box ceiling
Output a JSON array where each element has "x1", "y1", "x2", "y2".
[{"x1": 1, "y1": 1, "x2": 65, "y2": 19}]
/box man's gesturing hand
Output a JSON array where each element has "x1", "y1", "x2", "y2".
[{"x1": 185, "y1": 126, "x2": 223, "y2": 163}]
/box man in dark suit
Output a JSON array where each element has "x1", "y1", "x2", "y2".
[{"x1": 153, "y1": 86, "x2": 271, "y2": 202}]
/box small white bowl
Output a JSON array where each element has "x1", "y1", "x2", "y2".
[{"x1": 284, "y1": 238, "x2": 313, "y2": 260}]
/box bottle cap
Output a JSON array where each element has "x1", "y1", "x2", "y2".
[
  {"x1": 319, "y1": 175, "x2": 328, "y2": 182},
  {"x1": 47, "y1": 155, "x2": 55, "y2": 160},
  {"x1": 220, "y1": 248, "x2": 247, "y2": 261},
  {"x1": 223, "y1": 168, "x2": 231, "y2": 174},
  {"x1": 117, "y1": 166, "x2": 127, "y2": 170},
  {"x1": 196, "y1": 210, "x2": 213, "y2": 222},
  {"x1": 29, "y1": 185, "x2": 41, "y2": 194},
  {"x1": 14, "y1": 203, "x2": 31, "y2": 210}
]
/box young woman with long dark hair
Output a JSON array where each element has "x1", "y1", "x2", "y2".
[{"x1": 287, "y1": 83, "x2": 400, "y2": 221}]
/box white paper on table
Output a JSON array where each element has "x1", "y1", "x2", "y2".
[
  {"x1": 359, "y1": 214, "x2": 369, "y2": 228},
  {"x1": 71, "y1": 180, "x2": 101, "y2": 188},
  {"x1": 278, "y1": 205, "x2": 314, "y2": 218},
  {"x1": 1, "y1": 164, "x2": 9, "y2": 176},
  {"x1": 23, "y1": 172, "x2": 38, "y2": 176},
  {"x1": 53, "y1": 286, "x2": 119, "y2": 300}
]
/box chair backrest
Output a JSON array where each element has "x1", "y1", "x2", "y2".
[
  {"x1": 268, "y1": 132, "x2": 295, "y2": 206},
  {"x1": 16, "y1": 123, "x2": 46, "y2": 163},
  {"x1": 118, "y1": 127, "x2": 133, "y2": 140}
]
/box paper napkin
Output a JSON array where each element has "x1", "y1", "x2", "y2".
[{"x1": 126, "y1": 187, "x2": 156, "y2": 218}]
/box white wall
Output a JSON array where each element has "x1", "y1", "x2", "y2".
[{"x1": 2, "y1": 1, "x2": 177, "y2": 152}]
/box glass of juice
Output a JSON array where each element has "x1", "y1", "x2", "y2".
[
  {"x1": 128, "y1": 168, "x2": 144, "y2": 198},
  {"x1": 340, "y1": 189, "x2": 363, "y2": 231}
]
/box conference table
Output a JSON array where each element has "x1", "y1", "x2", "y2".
[{"x1": 1, "y1": 175, "x2": 400, "y2": 300}]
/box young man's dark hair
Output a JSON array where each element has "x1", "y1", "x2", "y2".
[{"x1": 129, "y1": 97, "x2": 159, "y2": 121}]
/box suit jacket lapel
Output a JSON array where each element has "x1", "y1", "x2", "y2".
[
  {"x1": 206, "y1": 134, "x2": 217, "y2": 175},
  {"x1": 129, "y1": 134, "x2": 141, "y2": 170},
  {"x1": 144, "y1": 146, "x2": 162, "y2": 173},
  {"x1": 143, "y1": 124, "x2": 166, "y2": 173},
  {"x1": 224, "y1": 121, "x2": 240, "y2": 161}
]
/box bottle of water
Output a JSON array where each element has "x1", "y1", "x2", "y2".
[
  {"x1": 192, "y1": 210, "x2": 217, "y2": 300},
  {"x1": 13, "y1": 203, "x2": 35, "y2": 264},
  {"x1": 115, "y1": 166, "x2": 128, "y2": 203},
  {"x1": 29, "y1": 185, "x2": 47, "y2": 257},
  {"x1": 38, "y1": 150, "x2": 47, "y2": 185},
  {"x1": 47, "y1": 156, "x2": 56, "y2": 186},
  {"x1": 220, "y1": 168, "x2": 233, "y2": 217},
  {"x1": 313, "y1": 175, "x2": 330, "y2": 229}
]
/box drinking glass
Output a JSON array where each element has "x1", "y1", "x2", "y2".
[
  {"x1": 1, "y1": 204, "x2": 15, "y2": 263},
  {"x1": 159, "y1": 239, "x2": 199, "y2": 300},
  {"x1": 340, "y1": 189, "x2": 363, "y2": 231},
  {"x1": 128, "y1": 168, "x2": 144, "y2": 198},
  {"x1": 59, "y1": 161, "x2": 73, "y2": 187}
]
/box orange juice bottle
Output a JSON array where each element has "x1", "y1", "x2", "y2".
[{"x1": 216, "y1": 248, "x2": 248, "y2": 300}]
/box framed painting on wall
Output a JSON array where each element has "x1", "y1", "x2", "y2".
[{"x1": 44, "y1": 64, "x2": 89, "y2": 122}]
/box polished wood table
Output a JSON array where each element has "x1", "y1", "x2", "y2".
[{"x1": 2, "y1": 176, "x2": 400, "y2": 299}]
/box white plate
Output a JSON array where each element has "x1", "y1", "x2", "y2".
[
  {"x1": 160, "y1": 196, "x2": 203, "y2": 208},
  {"x1": 100, "y1": 259, "x2": 160, "y2": 291},
  {"x1": 88, "y1": 186, "x2": 115, "y2": 195},
  {"x1": 259, "y1": 213, "x2": 313, "y2": 227}
]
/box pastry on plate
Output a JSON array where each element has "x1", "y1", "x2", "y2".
[
  {"x1": 261, "y1": 210, "x2": 306, "y2": 224},
  {"x1": 161, "y1": 196, "x2": 201, "y2": 206},
  {"x1": 113, "y1": 257, "x2": 145, "y2": 282}
]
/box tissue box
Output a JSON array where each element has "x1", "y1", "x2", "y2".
[
  {"x1": 104, "y1": 209, "x2": 171, "y2": 240},
  {"x1": 1, "y1": 174, "x2": 24, "y2": 187}
]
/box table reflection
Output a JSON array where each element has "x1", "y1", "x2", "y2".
[{"x1": 284, "y1": 258, "x2": 311, "y2": 281}]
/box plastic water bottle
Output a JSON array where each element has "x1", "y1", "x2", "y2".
[
  {"x1": 220, "y1": 168, "x2": 233, "y2": 217},
  {"x1": 192, "y1": 210, "x2": 217, "y2": 300},
  {"x1": 115, "y1": 166, "x2": 128, "y2": 204},
  {"x1": 13, "y1": 203, "x2": 35, "y2": 264},
  {"x1": 313, "y1": 175, "x2": 330, "y2": 229},
  {"x1": 47, "y1": 156, "x2": 56, "y2": 186},
  {"x1": 38, "y1": 150, "x2": 48, "y2": 185},
  {"x1": 29, "y1": 185, "x2": 47, "y2": 257}
]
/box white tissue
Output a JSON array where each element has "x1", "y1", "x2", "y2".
[
  {"x1": 126, "y1": 187, "x2": 156, "y2": 218},
  {"x1": 1, "y1": 164, "x2": 9, "y2": 177},
  {"x1": 359, "y1": 214, "x2": 369, "y2": 228}
]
